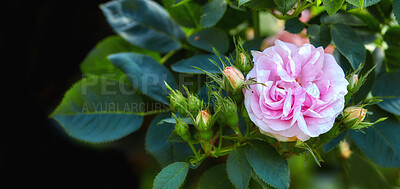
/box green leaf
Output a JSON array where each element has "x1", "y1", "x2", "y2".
[
  {"x1": 385, "y1": 46, "x2": 400, "y2": 67},
  {"x1": 346, "y1": 0, "x2": 381, "y2": 7},
  {"x1": 238, "y1": 0, "x2": 251, "y2": 6},
  {"x1": 172, "y1": 0, "x2": 190, "y2": 6},
  {"x1": 226, "y1": 147, "x2": 252, "y2": 189},
  {"x1": 394, "y1": 0, "x2": 400, "y2": 23},
  {"x1": 50, "y1": 76, "x2": 144, "y2": 143},
  {"x1": 216, "y1": 8, "x2": 252, "y2": 31},
  {"x1": 333, "y1": 49, "x2": 353, "y2": 73},
  {"x1": 323, "y1": 131, "x2": 348, "y2": 152},
  {"x1": 383, "y1": 26, "x2": 400, "y2": 47},
  {"x1": 145, "y1": 113, "x2": 195, "y2": 167},
  {"x1": 245, "y1": 140, "x2": 290, "y2": 189},
  {"x1": 246, "y1": 0, "x2": 276, "y2": 10},
  {"x1": 383, "y1": 27, "x2": 400, "y2": 67},
  {"x1": 367, "y1": 0, "x2": 392, "y2": 23},
  {"x1": 322, "y1": 0, "x2": 345, "y2": 15},
  {"x1": 243, "y1": 38, "x2": 264, "y2": 51},
  {"x1": 153, "y1": 162, "x2": 189, "y2": 189},
  {"x1": 100, "y1": 0, "x2": 185, "y2": 53},
  {"x1": 171, "y1": 54, "x2": 224, "y2": 74},
  {"x1": 80, "y1": 35, "x2": 160, "y2": 84},
  {"x1": 273, "y1": 0, "x2": 296, "y2": 14},
  {"x1": 188, "y1": 27, "x2": 229, "y2": 54},
  {"x1": 330, "y1": 24, "x2": 366, "y2": 70},
  {"x1": 200, "y1": 0, "x2": 227, "y2": 28},
  {"x1": 371, "y1": 70, "x2": 400, "y2": 115},
  {"x1": 248, "y1": 172, "x2": 271, "y2": 189},
  {"x1": 284, "y1": 18, "x2": 305, "y2": 34},
  {"x1": 158, "y1": 117, "x2": 193, "y2": 125},
  {"x1": 162, "y1": 0, "x2": 202, "y2": 28},
  {"x1": 350, "y1": 106, "x2": 400, "y2": 167},
  {"x1": 320, "y1": 13, "x2": 366, "y2": 26},
  {"x1": 344, "y1": 153, "x2": 391, "y2": 188},
  {"x1": 198, "y1": 164, "x2": 234, "y2": 189},
  {"x1": 351, "y1": 12, "x2": 380, "y2": 32},
  {"x1": 307, "y1": 24, "x2": 331, "y2": 48},
  {"x1": 109, "y1": 53, "x2": 177, "y2": 104}
]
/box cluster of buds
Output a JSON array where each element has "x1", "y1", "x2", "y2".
[
  {"x1": 166, "y1": 82, "x2": 218, "y2": 155},
  {"x1": 165, "y1": 47, "x2": 252, "y2": 158},
  {"x1": 165, "y1": 82, "x2": 203, "y2": 118}
]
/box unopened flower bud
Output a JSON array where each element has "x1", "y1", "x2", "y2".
[
  {"x1": 223, "y1": 66, "x2": 245, "y2": 92},
  {"x1": 339, "y1": 141, "x2": 352, "y2": 159},
  {"x1": 219, "y1": 99, "x2": 239, "y2": 128},
  {"x1": 236, "y1": 53, "x2": 252, "y2": 73},
  {"x1": 165, "y1": 82, "x2": 188, "y2": 116},
  {"x1": 187, "y1": 94, "x2": 202, "y2": 116},
  {"x1": 349, "y1": 74, "x2": 359, "y2": 89},
  {"x1": 343, "y1": 106, "x2": 367, "y2": 129},
  {"x1": 196, "y1": 110, "x2": 212, "y2": 131},
  {"x1": 175, "y1": 119, "x2": 191, "y2": 142},
  {"x1": 199, "y1": 129, "x2": 213, "y2": 141}
]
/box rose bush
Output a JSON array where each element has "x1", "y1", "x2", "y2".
[
  {"x1": 49, "y1": 0, "x2": 400, "y2": 188},
  {"x1": 244, "y1": 40, "x2": 348, "y2": 141}
]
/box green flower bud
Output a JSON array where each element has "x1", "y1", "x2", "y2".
[
  {"x1": 175, "y1": 119, "x2": 191, "y2": 142},
  {"x1": 199, "y1": 130, "x2": 213, "y2": 141},
  {"x1": 165, "y1": 82, "x2": 188, "y2": 116},
  {"x1": 187, "y1": 94, "x2": 202, "y2": 116},
  {"x1": 343, "y1": 106, "x2": 367, "y2": 129},
  {"x1": 348, "y1": 74, "x2": 359, "y2": 92},
  {"x1": 196, "y1": 110, "x2": 212, "y2": 132},
  {"x1": 220, "y1": 99, "x2": 239, "y2": 128},
  {"x1": 223, "y1": 66, "x2": 245, "y2": 92},
  {"x1": 236, "y1": 52, "x2": 252, "y2": 73}
]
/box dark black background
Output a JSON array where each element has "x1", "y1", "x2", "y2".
[{"x1": 5, "y1": 0, "x2": 143, "y2": 187}]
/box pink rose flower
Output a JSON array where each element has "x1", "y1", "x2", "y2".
[{"x1": 243, "y1": 40, "x2": 348, "y2": 141}]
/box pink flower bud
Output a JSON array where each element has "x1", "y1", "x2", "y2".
[
  {"x1": 349, "y1": 74, "x2": 359, "y2": 89},
  {"x1": 196, "y1": 110, "x2": 212, "y2": 131},
  {"x1": 223, "y1": 67, "x2": 244, "y2": 91}
]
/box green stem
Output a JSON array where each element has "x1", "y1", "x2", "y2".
[
  {"x1": 233, "y1": 127, "x2": 244, "y2": 141},
  {"x1": 136, "y1": 109, "x2": 170, "y2": 116},
  {"x1": 183, "y1": 3, "x2": 200, "y2": 29},
  {"x1": 160, "y1": 50, "x2": 177, "y2": 65},
  {"x1": 252, "y1": 10, "x2": 260, "y2": 39},
  {"x1": 188, "y1": 141, "x2": 199, "y2": 158},
  {"x1": 180, "y1": 41, "x2": 199, "y2": 52},
  {"x1": 222, "y1": 135, "x2": 240, "y2": 141},
  {"x1": 217, "y1": 125, "x2": 223, "y2": 152}
]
